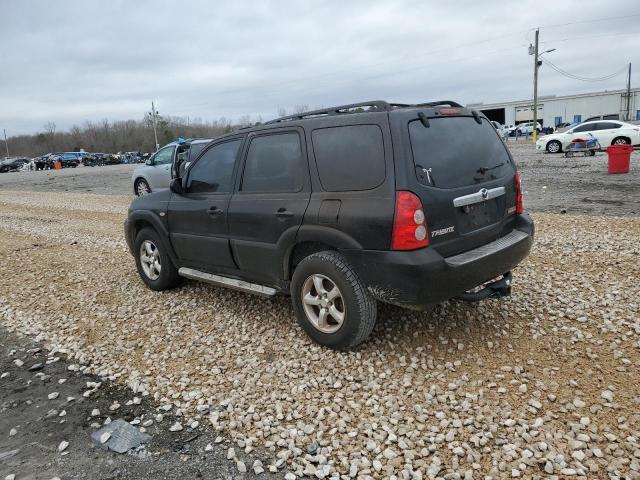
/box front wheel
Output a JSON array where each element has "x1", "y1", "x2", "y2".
[
  {"x1": 134, "y1": 228, "x2": 180, "y2": 291},
  {"x1": 546, "y1": 140, "x2": 562, "y2": 153},
  {"x1": 135, "y1": 178, "x2": 151, "y2": 196},
  {"x1": 291, "y1": 251, "x2": 377, "y2": 350}
]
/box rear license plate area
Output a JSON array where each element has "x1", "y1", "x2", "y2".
[{"x1": 458, "y1": 200, "x2": 499, "y2": 233}]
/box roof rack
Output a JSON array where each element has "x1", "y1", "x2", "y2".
[{"x1": 264, "y1": 100, "x2": 464, "y2": 124}]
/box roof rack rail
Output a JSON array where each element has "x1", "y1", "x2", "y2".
[
  {"x1": 265, "y1": 101, "x2": 392, "y2": 124},
  {"x1": 264, "y1": 100, "x2": 465, "y2": 125}
]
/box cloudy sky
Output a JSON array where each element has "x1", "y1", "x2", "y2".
[{"x1": 2, "y1": 0, "x2": 639, "y2": 135}]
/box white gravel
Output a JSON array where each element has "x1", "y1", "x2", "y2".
[{"x1": 1, "y1": 190, "x2": 639, "y2": 478}]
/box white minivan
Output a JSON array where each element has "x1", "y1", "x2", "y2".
[{"x1": 132, "y1": 139, "x2": 213, "y2": 196}]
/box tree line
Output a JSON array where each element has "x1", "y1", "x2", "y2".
[
  {"x1": 4, "y1": 114, "x2": 261, "y2": 158},
  {"x1": 5, "y1": 105, "x2": 316, "y2": 158}
]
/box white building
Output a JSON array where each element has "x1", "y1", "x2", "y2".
[{"x1": 467, "y1": 88, "x2": 639, "y2": 127}]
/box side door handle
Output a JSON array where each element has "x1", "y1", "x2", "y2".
[
  {"x1": 275, "y1": 208, "x2": 293, "y2": 218},
  {"x1": 206, "y1": 206, "x2": 224, "y2": 216}
]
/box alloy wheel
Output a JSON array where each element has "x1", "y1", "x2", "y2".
[
  {"x1": 301, "y1": 274, "x2": 345, "y2": 333},
  {"x1": 139, "y1": 240, "x2": 161, "y2": 280},
  {"x1": 136, "y1": 180, "x2": 150, "y2": 196}
]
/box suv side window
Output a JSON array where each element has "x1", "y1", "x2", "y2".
[
  {"x1": 186, "y1": 139, "x2": 242, "y2": 193},
  {"x1": 154, "y1": 146, "x2": 175, "y2": 165},
  {"x1": 240, "y1": 132, "x2": 305, "y2": 193},
  {"x1": 311, "y1": 125, "x2": 385, "y2": 192}
]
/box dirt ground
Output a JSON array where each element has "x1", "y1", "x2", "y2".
[{"x1": 0, "y1": 329, "x2": 274, "y2": 480}]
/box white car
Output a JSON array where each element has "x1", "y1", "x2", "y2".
[
  {"x1": 132, "y1": 138, "x2": 212, "y2": 196},
  {"x1": 517, "y1": 122, "x2": 542, "y2": 135},
  {"x1": 536, "y1": 120, "x2": 640, "y2": 154}
]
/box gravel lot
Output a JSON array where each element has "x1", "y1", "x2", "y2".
[{"x1": 1, "y1": 143, "x2": 639, "y2": 479}]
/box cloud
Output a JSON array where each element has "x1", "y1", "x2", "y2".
[{"x1": 1, "y1": 0, "x2": 638, "y2": 134}]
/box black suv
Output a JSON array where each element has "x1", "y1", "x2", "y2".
[{"x1": 125, "y1": 101, "x2": 534, "y2": 349}]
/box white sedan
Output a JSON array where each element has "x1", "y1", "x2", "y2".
[{"x1": 536, "y1": 120, "x2": 640, "y2": 154}]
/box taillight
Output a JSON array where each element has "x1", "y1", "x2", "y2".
[
  {"x1": 438, "y1": 107, "x2": 461, "y2": 116},
  {"x1": 391, "y1": 191, "x2": 429, "y2": 250},
  {"x1": 515, "y1": 172, "x2": 524, "y2": 215}
]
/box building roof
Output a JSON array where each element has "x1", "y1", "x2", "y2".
[{"x1": 467, "y1": 87, "x2": 639, "y2": 109}]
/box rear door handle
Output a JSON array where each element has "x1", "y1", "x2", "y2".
[
  {"x1": 275, "y1": 208, "x2": 293, "y2": 218},
  {"x1": 207, "y1": 206, "x2": 224, "y2": 216}
]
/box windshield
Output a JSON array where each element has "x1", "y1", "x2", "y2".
[{"x1": 408, "y1": 116, "x2": 512, "y2": 189}]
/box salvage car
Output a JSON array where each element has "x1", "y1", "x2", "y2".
[
  {"x1": 131, "y1": 138, "x2": 213, "y2": 196},
  {"x1": 536, "y1": 120, "x2": 640, "y2": 153},
  {"x1": 125, "y1": 100, "x2": 534, "y2": 349},
  {"x1": 0, "y1": 157, "x2": 29, "y2": 173}
]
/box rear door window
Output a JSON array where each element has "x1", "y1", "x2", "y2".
[
  {"x1": 409, "y1": 117, "x2": 511, "y2": 189},
  {"x1": 240, "y1": 132, "x2": 305, "y2": 193},
  {"x1": 311, "y1": 125, "x2": 385, "y2": 191}
]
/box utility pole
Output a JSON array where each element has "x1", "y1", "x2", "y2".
[
  {"x1": 532, "y1": 28, "x2": 540, "y2": 144},
  {"x1": 150, "y1": 101, "x2": 159, "y2": 150},
  {"x1": 3, "y1": 129, "x2": 8, "y2": 158},
  {"x1": 625, "y1": 62, "x2": 632, "y2": 121}
]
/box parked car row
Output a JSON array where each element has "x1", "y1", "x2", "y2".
[{"x1": 0, "y1": 151, "x2": 149, "y2": 173}]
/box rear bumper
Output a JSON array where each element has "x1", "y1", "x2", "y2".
[{"x1": 342, "y1": 214, "x2": 534, "y2": 309}]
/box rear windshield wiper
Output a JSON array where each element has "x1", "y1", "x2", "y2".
[{"x1": 476, "y1": 162, "x2": 505, "y2": 175}]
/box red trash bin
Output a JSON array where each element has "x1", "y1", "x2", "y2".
[{"x1": 606, "y1": 145, "x2": 632, "y2": 174}]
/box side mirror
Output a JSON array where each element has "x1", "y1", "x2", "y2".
[
  {"x1": 170, "y1": 177, "x2": 184, "y2": 195},
  {"x1": 145, "y1": 158, "x2": 154, "y2": 166}
]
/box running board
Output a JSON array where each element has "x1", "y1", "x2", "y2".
[{"x1": 178, "y1": 268, "x2": 277, "y2": 297}]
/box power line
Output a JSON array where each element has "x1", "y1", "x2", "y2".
[
  {"x1": 544, "y1": 59, "x2": 629, "y2": 82},
  {"x1": 537, "y1": 12, "x2": 640, "y2": 29}
]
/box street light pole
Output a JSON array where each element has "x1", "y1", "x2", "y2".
[
  {"x1": 3, "y1": 129, "x2": 8, "y2": 158},
  {"x1": 532, "y1": 28, "x2": 539, "y2": 144}
]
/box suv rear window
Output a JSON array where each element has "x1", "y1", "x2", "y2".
[
  {"x1": 409, "y1": 117, "x2": 511, "y2": 189},
  {"x1": 311, "y1": 125, "x2": 385, "y2": 191}
]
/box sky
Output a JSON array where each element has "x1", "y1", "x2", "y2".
[{"x1": 1, "y1": 0, "x2": 639, "y2": 135}]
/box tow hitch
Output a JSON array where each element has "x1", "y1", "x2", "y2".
[{"x1": 455, "y1": 272, "x2": 512, "y2": 302}]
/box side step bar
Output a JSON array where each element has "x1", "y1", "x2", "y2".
[{"x1": 178, "y1": 268, "x2": 277, "y2": 297}]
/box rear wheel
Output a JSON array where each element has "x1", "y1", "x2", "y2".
[
  {"x1": 612, "y1": 137, "x2": 630, "y2": 145},
  {"x1": 291, "y1": 251, "x2": 376, "y2": 350},
  {"x1": 134, "y1": 228, "x2": 180, "y2": 291},
  {"x1": 135, "y1": 178, "x2": 151, "y2": 196},
  {"x1": 546, "y1": 140, "x2": 562, "y2": 153}
]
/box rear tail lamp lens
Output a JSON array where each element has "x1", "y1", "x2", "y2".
[
  {"x1": 515, "y1": 172, "x2": 524, "y2": 215},
  {"x1": 391, "y1": 191, "x2": 429, "y2": 250}
]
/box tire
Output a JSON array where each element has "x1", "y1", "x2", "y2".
[
  {"x1": 546, "y1": 140, "x2": 562, "y2": 153},
  {"x1": 611, "y1": 137, "x2": 630, "y2": 146},
  {"x1": 135, "y1": 178, "x2": 151, "y2": 196},
  {"x1": 291, "y1": 251, "x2": 376, "y2": 350},
  {"x1": 134, "y1": 227, "x2": 180, "y2": 291}
]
